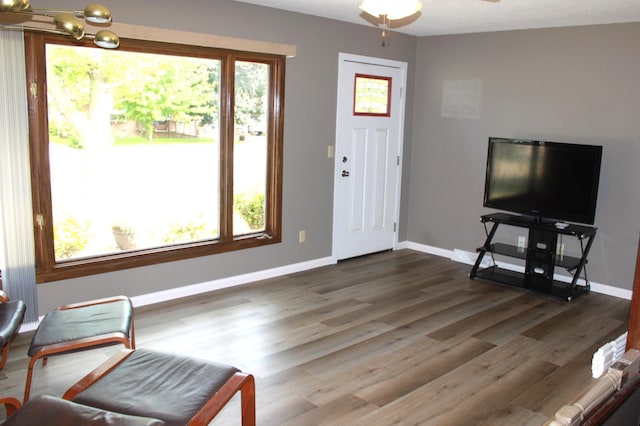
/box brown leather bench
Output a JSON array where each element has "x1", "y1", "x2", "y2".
[
  {"x1": 3, "y1": 348, "x2": 255, "y2": 425},
  {"x1": 1, "y1": 395, "x2": 166, "y2": 425},
  {"x1": 24, "y1": 295, "x2": 135, "y2": 401},
  {"x1": 65, "y1": 348, "x2": 255, "y2": 426}
]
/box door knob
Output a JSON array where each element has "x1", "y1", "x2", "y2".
[{"x1": 342, "y1": 170, "x2": 350, "y2": 177}]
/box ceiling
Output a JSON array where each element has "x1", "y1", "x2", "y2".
[{"x1": 233, "y1": 0, "x2": 640, "y2": 37}]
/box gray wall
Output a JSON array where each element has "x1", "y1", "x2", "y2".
[
  {"x1": 17, "y1": 1, "x2": 640, "y2": 311},
  {"x1": 408, "y1": 23, "x2": 640, "y2": 291},
  {"x1": 32, "y1": 0, "x2": 417, "y2": 312}
]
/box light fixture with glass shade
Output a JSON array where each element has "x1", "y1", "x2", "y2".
[
  {"x1": 359, "y1": 0, "x2": 423, "y2": 46},
  {"x1": 0, "y1": 0, "x2": 119, "y2": 48}
]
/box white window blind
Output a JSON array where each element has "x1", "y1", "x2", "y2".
[{"x1": 0, "y1": 27, "x2": 39, "y2": 324}]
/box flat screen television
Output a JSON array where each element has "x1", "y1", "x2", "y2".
[{"x1": 483, "y1": 137, "x2": 603, "y2": 225}]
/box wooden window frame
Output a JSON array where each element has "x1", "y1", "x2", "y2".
[
  {"x1": 353, "y1": 73, "x2": 392, "y2": 117},
  {"x1": 24, "y1": 32, "x2": 285, "y2": 283}
]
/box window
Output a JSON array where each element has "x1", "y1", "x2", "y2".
[
  {"x1": 353, "y1": 74, "x2": 391, "y2": 117},
  {"x1": 24, "y1": 33, "x2": 285, "y2": 282}
]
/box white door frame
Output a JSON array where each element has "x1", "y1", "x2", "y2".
[{"x1": 331, "y1": 52, "x2": 408, "y2": 261}]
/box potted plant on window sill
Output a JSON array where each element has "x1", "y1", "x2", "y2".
[{"x1": 111, "y1": 222, "x2": 136, "y2": 250}]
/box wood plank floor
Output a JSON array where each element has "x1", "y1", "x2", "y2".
[{"x1": 0, "y1": 249, "x2": 631, "y2": 424}]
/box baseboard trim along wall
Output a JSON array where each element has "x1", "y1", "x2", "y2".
[
  {"x1": 19, "y1": 242, "x2": 631, "y2": 333},
  {"x1": 131, "y1": 241, "x2": 631, "y2": 310},
  {"x1": 398, "y1": 241, "x2": 633, "y2": 300},
  {"x1": 130, "y1": 256, "x2": 336, "y2": 308}
]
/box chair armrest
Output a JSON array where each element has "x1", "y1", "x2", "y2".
[
  {"x1": 62, "y1": 348, "x2": 134, "y2": 401},
  {"x1": 189, "y1": 372, "x2": 255, "y2": 426},
  {"x1": 57, "y1": 295, "x2": 131, "y2": 311},
  {"x1": 0, "y1": 396, "x2": 22, "y2": 417}
]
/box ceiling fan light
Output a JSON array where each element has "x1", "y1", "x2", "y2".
[
  {"x1": 387, "y1": 0, "x2": 422, "y2": 20},
  {"x1": 359, "y1": 0, "x2": 422, "y2": 20},
  {"x1": 53, "y1": 13, "x2": 85, "y2": 40},
  {"x1": 1, "y1": 1, "x2": 118, "y2": 49},
  {"x1": 93, "y1": 29, "x2": 118, "y2": 48},
  {"x1": 359, "y1": 0, "x2": 385, "y2": 18},
  {"x1": 83, "y1": 3, "x2": 111, "y2": 24},
  {"x1": 0, "y1": 0, "x2": 30, "y2": 13}
]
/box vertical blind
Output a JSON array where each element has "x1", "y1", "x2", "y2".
[{"x1": 0, "y1": 27, "x2": 39, "y2": 323}]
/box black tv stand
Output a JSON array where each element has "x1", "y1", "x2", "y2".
[{"x1": 469, "y1": 213, "x2": 597, "y2": 301}]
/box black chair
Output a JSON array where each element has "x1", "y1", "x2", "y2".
[{"x1": 0, "y1": 290, "x2": 26, "y2": 370}]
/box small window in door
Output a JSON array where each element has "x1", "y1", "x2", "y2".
[{"x1": 353, "y1": 74, "x2": 391, "y2": 117}]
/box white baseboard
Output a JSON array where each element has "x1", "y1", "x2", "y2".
[
  {"x1": 399, "y1": 241, "x2": 632, "y2": 300},
  {"x1": 18, "y1": 245, "x2": 629, "y2": 334},
  {"x1": 589, "y1": 282, "x2": 632, "y2": 300},
  {"x1": 130, "y1": 256, "x2": 335, "y2": 308},
  {"x1": 397, "y1": 240, "x2": 452, "y2": 258},
  {"x1": 21, "y1": 259, "x2": 337, "y2": 333}
]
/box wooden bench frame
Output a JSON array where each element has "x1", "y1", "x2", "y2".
[
  {"x1": 24, "y1": 295, "x2": 135, "y2": 402},
  {"x1": 63, "y1": 348, "x2": 256, "y2": 426}
]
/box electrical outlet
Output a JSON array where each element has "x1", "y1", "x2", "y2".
[
  {"x1": 299, "y1": 230, "x2": 306, "y2": 243},
  {"x1": 517, "y1": 236, "x2": 526, "y2": 252}
]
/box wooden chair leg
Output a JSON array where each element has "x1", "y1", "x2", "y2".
[
  {"x1": 130, "y1": 316, "x2": 136, "y2": 349},
  {"x1": 23, "y1": 356, "x2": 40, "y2": 403},
  {"x1": 0, "y1": 343, "x2": 9, "y2": 370},
  {"x1": 240, "y1": 374, "x2": 256, "y2": 426}
]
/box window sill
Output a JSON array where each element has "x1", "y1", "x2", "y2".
[{"x1": 37, "y1": 234, "x2": 280, "y2": 283}]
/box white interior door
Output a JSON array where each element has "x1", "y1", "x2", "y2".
[{"x1": 332, "y1": 53, "x2": 407, "y2": 261}]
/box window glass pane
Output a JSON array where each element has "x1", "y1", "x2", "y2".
[
  {"x1": 46, "y1": 44, "x2": 221, "y2": 261},
  {"x1": 233, "y1": 61, "x2": 268, "y2": 235},
  {"x1": 353, "y1": 74, "x2": 391, "y2": 116}
]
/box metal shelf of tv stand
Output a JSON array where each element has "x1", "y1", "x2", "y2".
[{"x1": 469, "y1": 213, "x2": 597, "y2": 301}]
